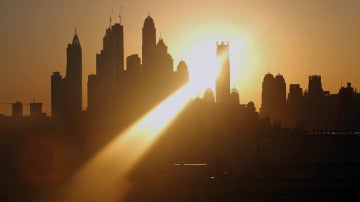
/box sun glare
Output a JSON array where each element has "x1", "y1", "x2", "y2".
[
  {"x1": 51, "y1": 23, "x2": 260, "y2": 202},
  {"x1": 173, "y1": 22, "x2": 259, "y2": 98},
  {"x1": 63, "y1": 83, "x2": 201, "y2": 202}
]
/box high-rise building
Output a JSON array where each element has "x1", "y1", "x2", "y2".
[
  {"x1": 94, "y1": 22, "x2": 125, "y2": 111},
  {"x1": 64, "y1": 30, "x2": 82, "y2": 116},
  {"x1": 176, "y1": 60, "x2": 189, "y2": 87},
  {"x1": 142, "y1": 15, "x2": 156, "y2": 72},
  {"x1": 96, "y1": 23, "x2": 124, "y2": 83},
  {"x1": 308, "y1": 75, "x2": 323, "y2": 97},
  {"x1": 230, "y1": 88, "x2": 240, "y2": 105},
  {"x1": 260, "y1": 73, "x2": 275, "y2": 118},
  {"x1": 30, "y1": 102, "x2": 43, "y2": 118},
  {"x1": 127, "y1": 54, "x2": 141, "y2": 101},
  {"x1": 51, "y1": 71, "x2": 62, "y2": 118},
  {"x1": 274, "y1": 74, "x2": 286, "y2": 105},
  {"x1": 216, "y1": 42, "x2": 230, "y2": 104},
  {"x1": 50, "y1": 30, "x2": 83, "y2": 121},
  {"x1": 288, "y1": 84, "x2": 303, "y2": 102},
  {"x1": 127, "y1": 54, "x2": 141, "y2": 73},
  {"x1": 260, "y1": 73, "x2": 286, "y2": 124},
  {"x1": 12, "y1": 101, "x2": 23, "y2": 118},
  {"x1": 155, "y1": 38, "x2": 173, "y2": 75}
]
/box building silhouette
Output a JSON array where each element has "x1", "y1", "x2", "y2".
[
  {"x1": 175, "y1": 60, "x2": 189, "y2": 87},
  {"x1": 12, "y1": 101, "x2": 23, "y2": 118},
  {"x1": 230, "y1": 88, "x2": 240, "y2": 105},
  {"x1": 85, "y1": 15, "x2": 189, "y2": 120},
  {"x1": 216, "y1": 42, "x2": 230, "y2": 104},
  {"x1": 142, "y1": 15, "x2": 156, "y2": 73},
  {"x1": 50, "y1": 30, "x2": 82, "y2": 121},
  {"x1": 259, "y1": 73, "x2": 360, "y2": 130},
  {"x1": 29, "y1": 102, "x2": 43, "y2": 118},
  {"x1": 51, "y1": 71, "x2": 62, "y2": 118},
  {"x1": 260, "y1": 73, "x2": 286, "y2": 124}
]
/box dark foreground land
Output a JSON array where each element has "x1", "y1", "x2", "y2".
[{"x1": 1, "y1": 102, "x2": 360, "y2": 201}]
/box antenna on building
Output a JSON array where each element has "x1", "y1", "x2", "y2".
[
  {"x1": 119, "y1": 0, "x2": 125, "y2": 24},
  {"x1": 119, "y1": 6, "x2": 123, "y2": 24},
  {"x1": 109, "y1": 9, "x2": 114, "y2": 27},
  {"x1": 75, "y1": 27, "x2": 77, "y2": 35}
]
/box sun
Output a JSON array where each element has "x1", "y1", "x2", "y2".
[{"x1": 173, "y1": 22, "x2": 257, "y2": 98}]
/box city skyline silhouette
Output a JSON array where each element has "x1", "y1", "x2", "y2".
[
  {"x1": 1, "y1": 1, "x2": 360, "y2": 201},
  {"x1": 1, "y1": 0, "x2": 360, "y2": 115}
]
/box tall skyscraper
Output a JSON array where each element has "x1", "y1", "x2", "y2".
[
  {"x1": 91, "y1": 21, "x2": 125, "y2": 113},
  {"x1": 51, "y1": 71, "x2": 62, "y2": 118},
  {"x1": 96, "y1": 23, "x2": 124, "y2": 82},
  {"x1": 260, "y1": 73, "x2": 275, "y2": 118},
  {"x1": 64, "y1": 30, "x2": 82, "y2": 117},
  {"x1": 216, "y1": 42, "x2": 230, "y2": 104},
  {"x1": 142, "y1": 15, "x2": 156, "y2": 72},
  {"x1": 50, "y1": 30, "x2": 83, "y2": 120}
]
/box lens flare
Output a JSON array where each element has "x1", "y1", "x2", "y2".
[{"x1": 63, "y1": 83, "x2": 205, "y2": 202}]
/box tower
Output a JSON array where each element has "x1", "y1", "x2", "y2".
[
  {"x1": 51, "y1": 71, "x2": 62, "y2": 118},
  {"x1": 216, "y1": 42, "x2": 230, "y2": 104},
  {"x1": 65, "y1": 29, "x2": 82, "y2": 115},
  {"x1": 260, "y1": 73, "x2": 275, "y2": 118},
  {"x1": 308, "y1": 75, "x2": 323, "y2": 97},
  {"x1": 94, "y1": 20, "x2": 125, "y2": 113},
  {"x1": 142, "y1": 15, "x2": 156, "y2": 72}
]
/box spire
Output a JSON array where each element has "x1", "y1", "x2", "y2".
[
  {"x1": 72, "y1": 28, "x2": 80, "y2": 45},
  {"x1": 119, "y1": 5, "x2": 123, "y2": 24},
  {"x1": 109, "y1": 9, "x2": 113, "y2": 27}
]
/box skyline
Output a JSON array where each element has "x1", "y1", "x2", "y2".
[{"x1": 1, "y1": 0, "x2": 360, "y2": 115}]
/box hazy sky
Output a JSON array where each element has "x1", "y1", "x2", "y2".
[{"x1": 1, "y1": 0, "x2": 360, "y2": 115}]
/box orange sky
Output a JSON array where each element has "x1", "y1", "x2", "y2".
[{"x1": 1, "y1": 0, "x2": 360, "y2": 115}]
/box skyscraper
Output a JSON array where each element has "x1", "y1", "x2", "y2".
[
  {"x1": 64, "y1": 30, "x2": 82, "y2": 117},
  {"x1": 216, "y1": 42, "x2": 230, "y2": 104},
  {"x1": 92, "y1": 21, "x2": 125, "y2": 113},
  {"x1": 260, "y1": 73, "x2": 275, "y2": 118},
  {"x1": 96, "y1": 23, "x2": 124, "y2": 83},
  {"x1": 51, "y1": 71, "x2": 62, "y2": 118},
  {"x1": 142, "y1": 15, "x2": 156, "y2": 72},
  {"x1": 308, "y1": 75, "x2": 323, "y2": 97},
  {"x1": 260, "y1": 73, "x2": 286, "y2": 124},
  {"x1": 50, "y1": 30, "x2": 82, "y2": 120}
]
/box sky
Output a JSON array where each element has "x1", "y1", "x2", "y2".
[{"x1": 1, "y1": 0, "x2": 360, "y2": 115}]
